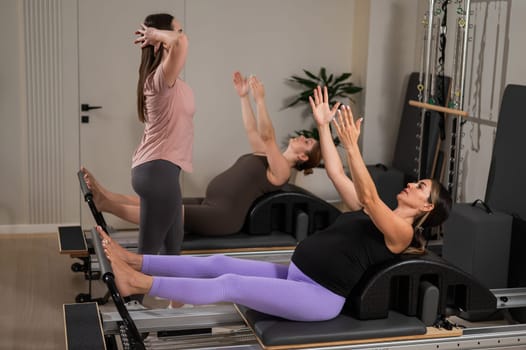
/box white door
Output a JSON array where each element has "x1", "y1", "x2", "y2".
[{"x1": 78, "y1": 0, "x2": 185, "y2": 230}]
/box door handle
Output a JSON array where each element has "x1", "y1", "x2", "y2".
[{"x1": 81, "y1": 103, "x2": 102, "y2": 112}]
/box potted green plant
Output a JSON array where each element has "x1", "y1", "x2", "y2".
[{"x1": 285, "y1": 67, "x2": 363, "y2": 146}]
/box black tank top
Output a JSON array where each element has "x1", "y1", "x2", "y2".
[{"x1": 291, "y1": 210, "x2": 396, "y2": 297}]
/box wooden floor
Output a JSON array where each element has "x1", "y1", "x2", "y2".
[
  {"x1": 0, "y1": 232, "x2": 168, "y2": 350},
  {"x1": 0, "y1": 233, "x2": 88, "y2": 349}
]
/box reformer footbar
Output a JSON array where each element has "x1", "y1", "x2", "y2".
[
  {"x1": 92, "y1": 228, "x2": 145, "y2": 349},
  {"x1": 78, "y1": 170, "x2": 110, "y2": 233},
  {"x1": 62, "y1": 229, "x2": 147, "y2": 350},
  {"x1": 57, "y1": 172, "x2": 116, "y2": 303}
]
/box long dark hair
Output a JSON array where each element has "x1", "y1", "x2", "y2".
[
  {"x1": 294, "y1": 141, "x2": 322, "y2": 175},
  {"x1": 136, "y1": 13, "x2": 174, "y2": 123},
  {"x1": 405, "y1": 179, "x2": 452, "y2": 254}
]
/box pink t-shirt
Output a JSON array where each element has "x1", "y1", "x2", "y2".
[{"x1": 132, "y1": 64, "x2": 195, "y2": 172}]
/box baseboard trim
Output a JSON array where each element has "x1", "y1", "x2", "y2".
[{"x1": 0, "y1": 223, "x2": 80, "y2": 234}]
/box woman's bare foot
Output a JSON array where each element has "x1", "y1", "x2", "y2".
[
  {"x1": 97, "y1": 226, "x2": 142, "y2": 271},
  {"x1": 104, "y1": 242, "x2": 153, "y2": 297},
  {"x1": 80, "y1": 166, "x2": 110, "y2": 211},
  {"x1": 168, "y1": 300, "x2": 186, "y2": 308}
]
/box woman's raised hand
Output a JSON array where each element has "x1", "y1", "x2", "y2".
[
  {"x1": 134, "y1": 23, "x2": 161, "y2": 53},
  {"x1": 333, "y1": 105, "x2": 363, "y2": 150},
  {"x1": 309, "y1": 86, "x2": 340, "y2": 126},
  {"x1": 249, "y1": 75, "x2": 265, "y2": 103},
  {"x1": 233, "y1": 71, "x2": 249, "y2": 97}
]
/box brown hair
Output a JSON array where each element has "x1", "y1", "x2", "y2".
[
  {"x1": 136, "y1": 13, "x2": 174, "y2": 123},
  {"x1": 294, "y1": 141, "x2": 322, "y2": 175},
  {"x1": 404, "y1": 179, "x2": 452, "y2": 254}
]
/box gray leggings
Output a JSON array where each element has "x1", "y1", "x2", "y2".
[{"x1": 131, "y1": 160, "x2": 183, "y2": 255}]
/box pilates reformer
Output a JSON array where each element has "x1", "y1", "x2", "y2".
[
  {"x1": 63, "y1": 227, "x2": 526, "y2": 350},
  {"x1": 58, "y1": 172, "x2": 341, "y2": 303},
  {"x1": 64, "y1": 81, "x2": 526, "y2": 349}
]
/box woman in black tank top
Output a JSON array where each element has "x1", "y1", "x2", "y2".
[
  {"x1": 290, "y1": 86, "x2": 453, "y2": 297},
  {"x1": 98, "y1": 86, "x2": 452, "y2": 322}
]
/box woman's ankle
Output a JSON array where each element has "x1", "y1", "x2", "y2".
[{"x1": 130, "y1": 273, "x2": 152, "y2": 295}]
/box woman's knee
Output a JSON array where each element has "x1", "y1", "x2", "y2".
[{"x1": 204, "y1": 255, "x2": 230, "y2": 266}]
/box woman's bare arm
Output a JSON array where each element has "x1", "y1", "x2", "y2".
[
  {"x1": 309, "y1": 86, "x2": 361, "y2": 210},
  {"x1": 334, "y1": 106, "x2": 413, "y2": 253}
]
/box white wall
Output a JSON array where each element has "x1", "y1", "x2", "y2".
[
  {"x1": 0, "y1": 0, "x2": 27, "y2": 225},
  {"x1": 0, "y1": 0, "x2": 80, "y2": 232},
  {"x1": 507, "y1": 1, "x2": 526, "y2": 84},
  {"x1": 361, "y1": 0, "x2": 420, "y2": 164},
  {"x1": 3, "y1": 0, "x2": 526, "y2": 230}
]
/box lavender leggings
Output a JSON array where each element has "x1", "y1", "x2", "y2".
[{"x1": 142, "y1": 254, "x2": 345, "y2": 321}]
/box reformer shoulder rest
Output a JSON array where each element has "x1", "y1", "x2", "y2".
[{"x1": 346, "y1": 251, "x2": 497, "y2": 320}]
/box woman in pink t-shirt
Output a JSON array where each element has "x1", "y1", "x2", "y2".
[{"x1": 131, "y1": 13, "x2": 194, "y2": 259}]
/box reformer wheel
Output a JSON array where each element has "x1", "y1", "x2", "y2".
[
  {"x1": 71, "y1": 262, "x2": 86, "y2": 272},
  {"x1": 75, "y1": 293, "x2": 91, "y2": 303}
]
